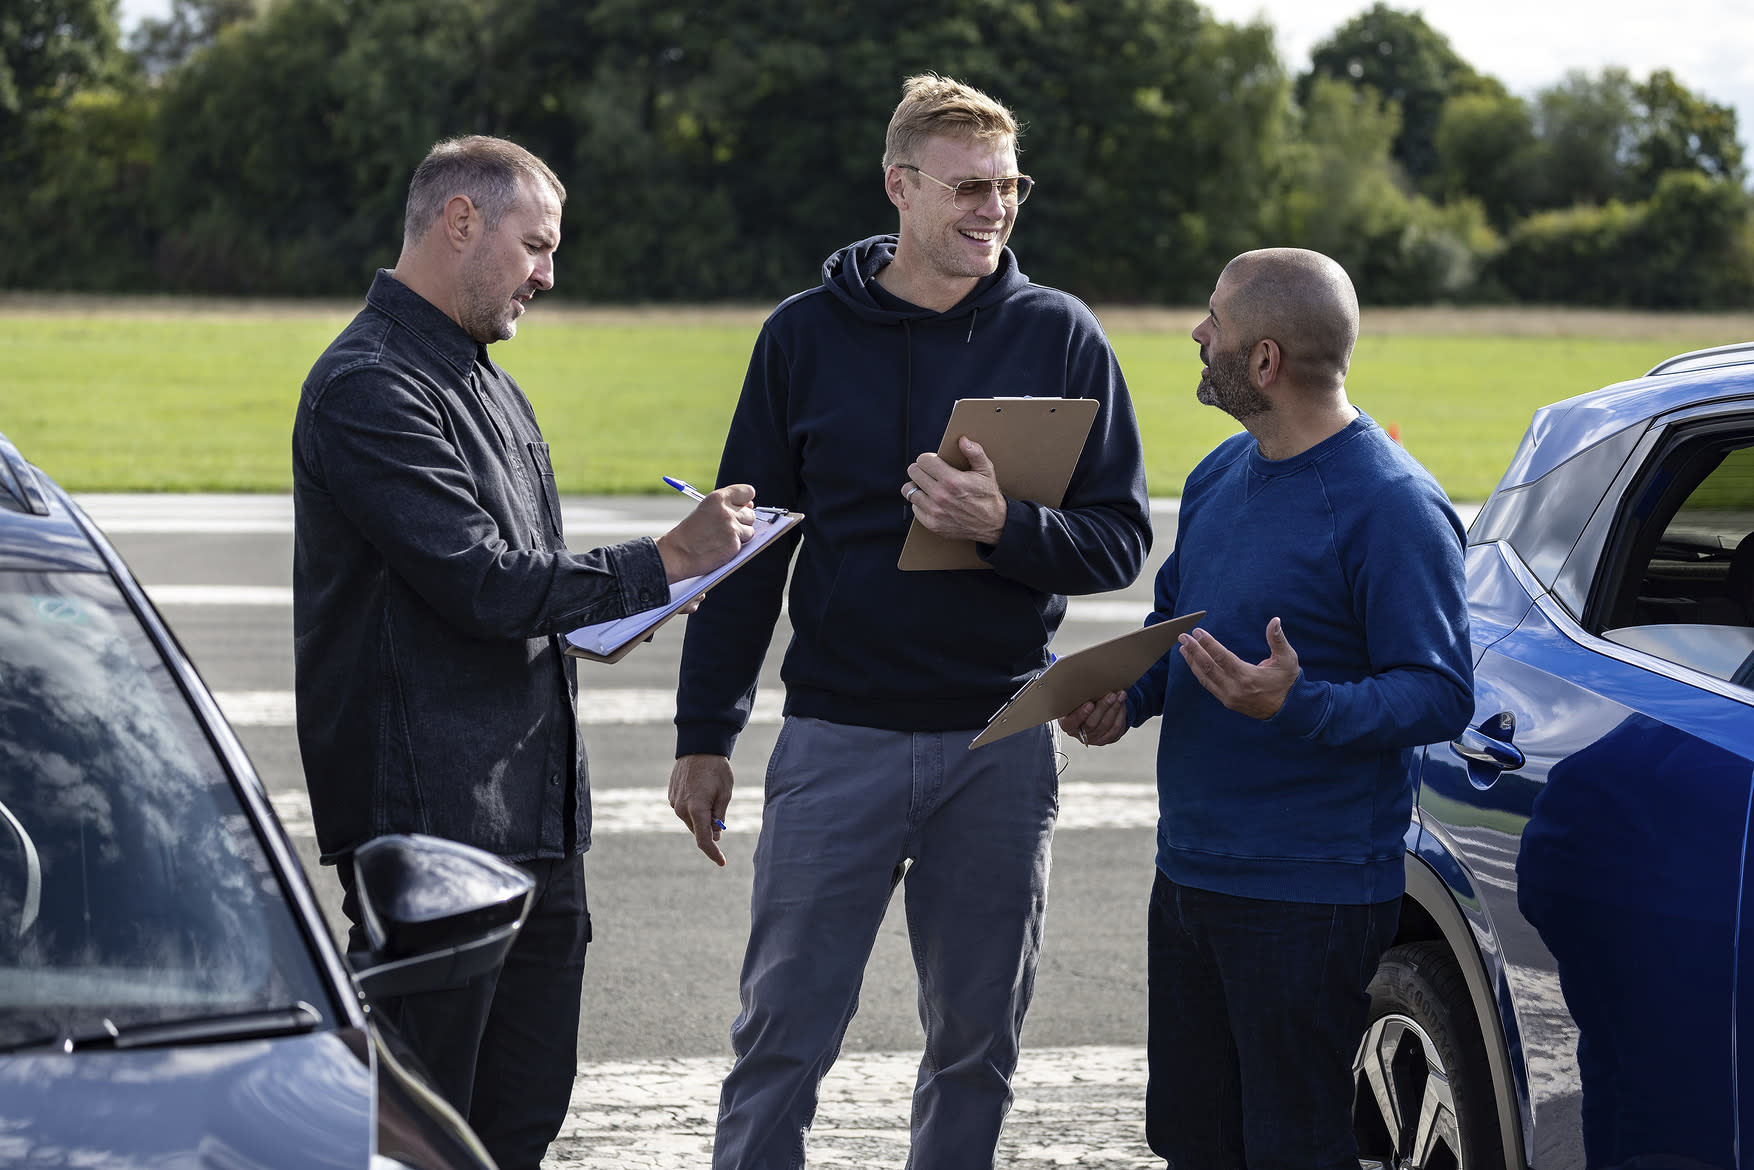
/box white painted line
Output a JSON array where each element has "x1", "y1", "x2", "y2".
[
  {"x1": 158, "y1": 589, "x2": 1144, "y2": 624},
  {"x1": 550, "y1": 1045, "x2": 1156, "y2": 1169},
  {"x1": 214, "y1": 689, "x2": 785, "y2": 729},
  {"x1": 151, "y1": 585, "x2": 294, "y2": 606},
  {"x1": 266, "y1": 780, "x2": 1158, "y2": 840}
]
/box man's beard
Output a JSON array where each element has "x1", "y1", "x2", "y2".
[{"x1": 1197, "y1": 345, "x2": 1272, "y2": 420}]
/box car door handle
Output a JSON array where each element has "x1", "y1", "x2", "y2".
[{"x1": 1450, "y1": 725, "x2": 1525, "y2": 772}]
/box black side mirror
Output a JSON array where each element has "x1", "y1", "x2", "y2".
[{"x1": 346, "y1": 834, "x2": 534, "y2": 1001}]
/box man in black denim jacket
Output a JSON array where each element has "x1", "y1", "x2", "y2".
[{"x1": 292, "y1": 135, "x2": 753, "y2": 1169}]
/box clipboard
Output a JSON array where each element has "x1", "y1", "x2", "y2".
[
  {"x1": 969, "y1": 610, "x2": 1205, "y2": 749},
  {"x1": 899, "y1": 396, "x2": 1099, "y2": 571},
  {"x1": 564, "y1": 509, "x2": 803, "y2": 664}
]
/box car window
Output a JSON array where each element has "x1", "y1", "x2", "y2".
[
  {"x1": 0, "y1": 569, "x2": 333, "y2": 1047},
  {"x1": 1600, "y1": 437, "x2": 1754, "y2": 686}
]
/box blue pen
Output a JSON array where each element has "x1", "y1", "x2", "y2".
[
  {"x1": 666, "y1": 475, "x2": 789, "y2": 521},
  {"x1": 663, "y1": 475, "x2": 706, "y2": 502},
  {"x1": 713, "y1": 818, "x2": 727, "y2": 831}
]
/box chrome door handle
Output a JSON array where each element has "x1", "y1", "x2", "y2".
[{"x1": 1450, "y1": 725, "x2": 1525, "y2": 772}]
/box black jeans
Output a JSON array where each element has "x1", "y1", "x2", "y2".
[
  {"x1": 1145, "y1": 870, "x2": 1396, "y2": 1170},
  {"x1": 342, "y1": 852, "x2": 591, "y2": 1170}
]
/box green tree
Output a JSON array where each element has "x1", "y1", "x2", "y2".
[
  {"x1": 1530, "y1": 68, "x2": 1639, "y2": 207},
  {"x1": 1624, "y1": 170, "x2": 1754, "y2": 307},
  {"x1": 0, "y1": 0, "x2": 121, "y2": 133},
  {"x1": 1433, "y1": 88, "x2": 1537, "y2": 228},
  {"x1": 1271, "y1": 75, "x2": 1495, "y2": 303},
  {"x1": 127, "y1": 0, "x2": 258, "y2": 76},
  {"x1": 1300, "y1": 3, "x2": 1489, "y2": 189},
  {"x1": 1630, "y1": 69, "x2": 1742, "y2": 198}
]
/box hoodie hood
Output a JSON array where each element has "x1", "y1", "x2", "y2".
[{"x1": 821, "y1": 234, "x2": 1028, "y2": 326}]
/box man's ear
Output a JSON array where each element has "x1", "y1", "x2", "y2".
[
  {"x1": 883, "y1": 165, "x2": 910, "y2": 212},
  {"x1": 1250, "y1": 338, "x2": 1283, "y2": 389},
  {"x1": 442, "y1": 194, "x2": 479, "y2": 251}
]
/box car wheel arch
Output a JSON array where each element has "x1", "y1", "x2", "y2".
[{"x1": 1393, "y1": 853, "x2": 1528, "y2": 1170}]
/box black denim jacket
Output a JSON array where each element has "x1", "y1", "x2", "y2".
[{"x1": 292, "y1": 271, "x2": 669, "y2": 864}]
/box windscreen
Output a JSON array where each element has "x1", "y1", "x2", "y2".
[{"x1": 0, "y1": 569, "x2": 331, "y2": 1047}]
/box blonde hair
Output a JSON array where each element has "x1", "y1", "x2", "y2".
[
  {"x1": 882, "y1": 73, "x2": 1020, "y2": 169},
  {"x1": 403, "y1": 135, "x2": 565, "y2": 245}
]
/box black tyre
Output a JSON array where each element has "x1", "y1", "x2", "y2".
[{"x1": 1353, "y1": 940, "x2": 1504, "y2": 1170}]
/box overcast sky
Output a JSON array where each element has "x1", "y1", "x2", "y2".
[{"x1": 118, "y1": 0, "x2": 1754, "y2": 151}]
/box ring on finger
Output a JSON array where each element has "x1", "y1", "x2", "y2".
[{"x1": 904, "y1": 484, "x2": 919, "y2": 502}]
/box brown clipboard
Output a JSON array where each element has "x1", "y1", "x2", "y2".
[
  {"x1": 969, "y1": 611, "x2": 1205, "y2": 749},
  {"x1": 898, "y1": 397, "x2": 1099, "y2": 571},
  {"x1": 564, "y1": 509, "x2": 803, "y2": 664}
]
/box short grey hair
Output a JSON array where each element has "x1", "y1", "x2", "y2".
[{"x1": 403, "y1": 135, "x2": 565, "y2": 244}]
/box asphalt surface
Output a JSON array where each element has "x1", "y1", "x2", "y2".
[{"x1": 87, "y1": 492, "x2": 1179, "y2": 1168}]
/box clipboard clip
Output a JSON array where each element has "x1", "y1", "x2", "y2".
[{"x1": 987, "y1": 671, "x2": 1042, "y2": 724}]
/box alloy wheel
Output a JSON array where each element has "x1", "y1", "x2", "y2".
[{"x1": 1353, "y1": 1011, "x2": 1464, "y2": 1170}]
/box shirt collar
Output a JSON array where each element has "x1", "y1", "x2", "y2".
[{"x1": 364, "y1": 268, "x2": 483, "y2": 376}]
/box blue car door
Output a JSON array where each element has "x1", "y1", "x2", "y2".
[{"x1": 1420, "y1": 586, "x2": 1754, "y2": 1170}]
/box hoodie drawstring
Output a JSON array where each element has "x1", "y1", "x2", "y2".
[
  {"x1": 902, "y1": 318, "x2": 914, "y2": 527},
  {"x1": 966, "y1": 306, "x2": 978, "y2": 343}
]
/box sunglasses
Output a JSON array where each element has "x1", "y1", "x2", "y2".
[{"x1": 895, "y1": 164, "x2": 1035, "y2": 210}]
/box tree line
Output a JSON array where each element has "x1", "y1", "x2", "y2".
[{"x1": 3, "y1": 0, "x2": 1750, "y2": 306}]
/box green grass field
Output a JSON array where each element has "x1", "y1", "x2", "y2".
[{"x1": 3, "y1": 300, "x2": 1752, "y2": 500}]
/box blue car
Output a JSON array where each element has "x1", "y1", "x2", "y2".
[
  {"x1": 0, "y1": 431, "x2": 535, "y2": 1167},
  {"x1": 1353, "y1": 343, "x2": 1754, "y2": 1169}
]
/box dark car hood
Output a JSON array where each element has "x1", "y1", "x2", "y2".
[{"x1": 0, "y1": 1030, "x2": 372, "y2": 1167}]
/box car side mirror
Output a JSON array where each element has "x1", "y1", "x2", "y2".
[{"x1": 345, "y1": 833, "x2": 534, "y2": 1001}]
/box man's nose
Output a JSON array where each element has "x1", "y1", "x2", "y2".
[
  {"x1": 532, "y1": 254, "x2": 555, "y2": 291},
  {"x1": 971, "y1": 182, "x2": 1006, "y2": 217}
]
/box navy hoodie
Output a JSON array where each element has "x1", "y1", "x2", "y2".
[{"x1": 674, "y1": 236, "x2": 1152, "y2": 757}]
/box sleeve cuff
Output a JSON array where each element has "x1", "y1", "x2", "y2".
[
  {"x1": 676, "y1": 724, "x2": 739, "y2": 760},
  {"x1": 608, "y1": 537, "x2": 671, "y2": 615},
  {"x1": 1268, "y1": 671, "x2": 1327, "y2": 739}
]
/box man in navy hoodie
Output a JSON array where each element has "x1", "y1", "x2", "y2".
[
  {"x1": 1063, "y1": 248, "x2": 1472, "y2": 1168},
  {"x1": 668, "y1": 74, "x2": 1152, "y2": 1169}
]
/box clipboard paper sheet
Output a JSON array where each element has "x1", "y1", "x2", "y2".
[
  {"x1": 899, "y1": 396, "x2": 1099, "y2": 571},
  {"x1": 564, "y1": 510, "x2": 802, "y2": 664},
  {"x1": 969, "y1": 611, "x2": 1205, "y2": 749}
]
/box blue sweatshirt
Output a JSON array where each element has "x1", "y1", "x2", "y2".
[
  {"x1": 1128, "y1": 413, "x2": 1472, "y2": 904},
  {"x1": 675, "y1": 236, "x2": 1152, "y2": 757}
]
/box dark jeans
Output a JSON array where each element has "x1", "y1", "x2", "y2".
[
  {"x1": 342, "y1": 851, "x2": 591, "y2": 1170},
  {"x1": 1145, "y1": 870, "x2": 1397, "y2": 1170}
]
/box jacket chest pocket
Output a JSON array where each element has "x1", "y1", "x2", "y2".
[{"x1": 526, "y1": 440, "x2": 565, "y2": 540}]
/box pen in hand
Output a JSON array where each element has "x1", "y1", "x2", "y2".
[
  {"x1": 664, "y1": 475, "x2": 787, "y2": 520},
  {"x1": 663, "y1": 475, "x2": 707, "y2": 502}
]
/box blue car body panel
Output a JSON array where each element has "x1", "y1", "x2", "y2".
[{"x1": 1407, "y1": 351, "x2": 1754, "y2": 1168}]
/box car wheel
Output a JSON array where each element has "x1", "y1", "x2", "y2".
[{"x1": 1353, "y1": 940, "x2": 1503, "y2": 1170}]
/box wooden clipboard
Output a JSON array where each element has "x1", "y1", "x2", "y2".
[
  {"x1": 564, "y1": 509, "x2": 803, "y2": 664},
  {"x1": 969, "y1": 611, "x2": 1206, "y2": 749},
  {"x1": 899, "y1": 397, "x2": 1099, "y2": 571}
]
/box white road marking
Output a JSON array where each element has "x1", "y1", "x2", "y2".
[
  {"x1": 214, "y1": 688, "x2": 787, "y2": 728},
  {"x1": 149, "y1": 587, "x2": 1150, "y2": 623},
  {"x1": 551, "y1": 1045, "x2": 1157, "y2": 1170},
  {"x1": 266, "y1": 780, "x2": 1159, "y2": 839}
]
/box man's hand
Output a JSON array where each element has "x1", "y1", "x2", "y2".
[
  {"x1": 668, "y1": 753, "x2": 735, "y2": 866},
  {"x1": 1058, "y1": 690, "x2": 1129, "y2": 746},
  {"x1": 1178, "y1": 617, "x2": 1300, "y2": 719},
  {"x1": 902, "y1": 436, "x2": 1006, "y2": 545},
  {"x1": 655, "y1": 484, "x2": 756, "y2": 582}
]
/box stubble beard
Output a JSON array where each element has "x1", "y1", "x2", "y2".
[
  {"x1": 1198, "y1": 345, "x2": 1272, "y2": 420},
  {"x1": 457, "y1": 250, "x2": 519, "y2": 344}
]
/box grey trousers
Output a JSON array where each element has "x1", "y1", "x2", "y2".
[{"x1": 712, "y1": 715, "x2": 1060, "y2": 1170}]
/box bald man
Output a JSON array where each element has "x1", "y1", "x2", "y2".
[{"x1": 1062, "y1": 248, "x2": 1472, "y2": 1167}]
